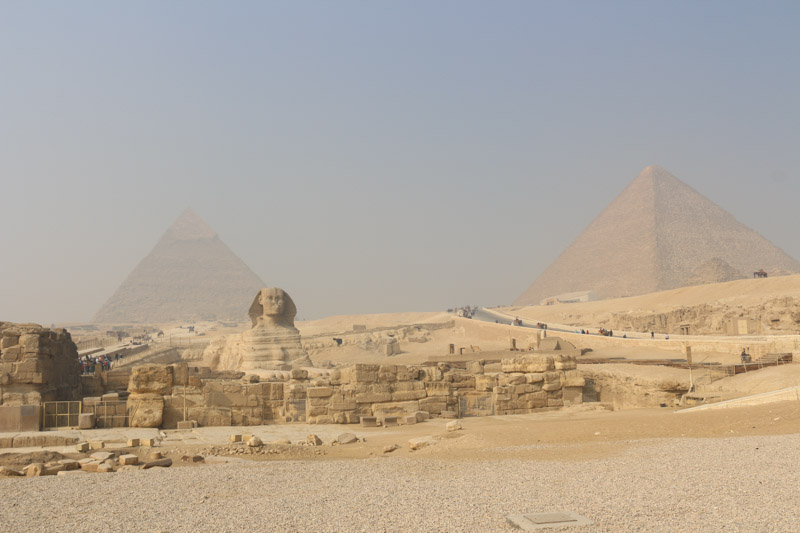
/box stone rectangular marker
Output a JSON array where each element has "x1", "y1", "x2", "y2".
[
  {"x1": 506, "y1": 512, "x2": 592, "y2": 530},
  {"x1": 360, "y1": 416, "x2": 378, "y2": 427},
  {"x1": 382, "y1": 416, "x2": 399, "y2": 427}
]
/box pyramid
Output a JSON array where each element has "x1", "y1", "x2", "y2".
[
  {"x1": 514, "y1": 165, "x2": 800, "y2": 306},
  {"x1": 93, "y1": 209, "x2": 266, "y2": 324}
]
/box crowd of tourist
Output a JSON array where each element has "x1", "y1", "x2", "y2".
[{"x1": 79, "y1": 353, "x2": 123, "y2": 374}]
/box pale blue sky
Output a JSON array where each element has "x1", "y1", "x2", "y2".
[{"x1": 1, "y1": 1, "x2": 799, "y2": 323}]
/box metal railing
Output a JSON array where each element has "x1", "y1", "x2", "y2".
[{"x1": 42, "y1": 401, "x2": 82, "y2": 429}]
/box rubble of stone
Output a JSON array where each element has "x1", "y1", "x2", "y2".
[
  {"x1": 83, "y1": 354, "x2": 583, "y2": 429},
  {"x1": 0, "y1": 322, "x2": 81, "y2": 409}
]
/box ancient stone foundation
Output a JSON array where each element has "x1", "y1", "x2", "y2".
[
  {"x1": 0, "y1": 322, "x2": 82, "y2": 432},
  {"x1": 112, "y1": 354, "x2": 584, "y2": 429},
  {"x1": 0, "y1": 322, "x2": 81, "y2": 406}
]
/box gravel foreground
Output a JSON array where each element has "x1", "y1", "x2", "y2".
[{"x1": 1, "y1": 434, "x2": 798, "y2": 533}]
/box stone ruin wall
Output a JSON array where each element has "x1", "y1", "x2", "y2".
[
  {"x1": 0, "y1": 322, "x2": 81, "y2": 406},
  {"x1": 104, "y1": 354, "x2": 584, "y2": 429}
]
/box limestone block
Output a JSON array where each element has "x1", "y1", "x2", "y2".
[
  {"x1": 91, "y1": 451, "x2": 114, "y2": 461},
  {"x1": 563, "y1": 370, "x2": 586, "y2": 388},
  {"x1": 391, "y1": 389, "x2": 426, "y2": 402},
  {"x1": 329, "y1": 397, "x2": 357, "y2": 412},
  {"x1": 19, "y1": 334, "x2": 45, "y2": 354},
  {"x1": 418, "y1": 398, "x2": 446, "y2": 414},
  {"x1": 355, "y1": 392, "x2": 392, "y2": 404},
  {"x1": 466, "y1": 360, "x2": 484, "y2": 374},
  {"x1": 408, "y1": 436, "x2": 436, "y2": 450},
  {"x1": 176, "y1": 420, "x2": 197, "y2": 430},
  {"x1": 402, "y1": 415, "x2": 417, "y2": 425},
  {"x1": 547, "y1": 398, "x2": 564, "y2": 407},
  {"x1": 89, "y1": 441, "x2": 105, "y2": 450},
  {"x1": 344, "y1": 412, "x2": 360, "y2": 424},
  {"x1": 307, "y1": 405, "x2": 329, "y2": 417},
  {"x1": 446, "y1": 420, "x2": 462, "y2": 432},
  {"x1": 247, "y1": 436, "x2": 263, "y2": 447},
  {"x1": 414, "y1": 411, "x2": 430, "y2": 422},
  {"x1": 190, "y1": 407, "x2": 232, "y2": 427},
  {"x1": 306, "y1": 434, "x2": 323, "y2": 446},
  {"x1": 475, "y1": 374, "x2": 497, "y2": 392},
  {"x1": 395, "y1": 365, "x2": 415, "y2": 381},
  {"x1": 554, "y1": 355, "x2": 577, "y2": 370},
  {"x1": 563, "y1": 386, "x2": 583, "y2": 405},
  {"x1": 420, "y1": 367, "x2": 443, "y2": 381},
  {"x1": 24, "y1": 463, "x2": 44, "y2": 476},
  {"x1": 525, "y1": 373, "x2": 544, "y2": 383},
  {"x1": 78, "y1": 413, "x2": 95, "y2": 430},
  {"x1": 76, "y1": 442, "x2": 90, "y2": 453},
  {"x1": 542, "y1": 383, "x2": 562, "y2": 392},
  {"x1": 142, "y1": 438, "x2": 156, "y2": 447},
  {"x1": 59, "y1": 459, "x2": 80, "y2": 471},
  {"x1": 286, "y1": 384, "x2": 307, "y2": 400},
  {"x1": 307, "y1": 387, "x2": 333, "y2": 398},
  {"x1": 353, "y1": 364, "x2": 379, "y2": 383},
  {"x1": 424, "y1": 382, "x2": 451, "y2": 397},
  {"x1": 128, "y1": 364, "x2": 173, "y2": 395},
  {"x1": 378, "y1": 371, "x2": 397, "y2": 382},
  {"x1": 143, "y1": 458, "x2": 172, "y2": 469},
  {"x1": 291, "y1": 368, "x2": 308, "y2": 380},
  {"x1": 127, "y1": 438, "x2": 141, "y2": 447},
  {"x1": 306, "y1": 398, "x2": 331, "y2": 407},
  {"x1": 0, "y1": 466, "x2": 23, "y2": 477},
  {"x1": 543, "y1": 371, "x2": 561, "y2": 384},
  {"x1": 80, "y1": 461, "x2": 102, "y2": 472},
  {"x1": 372, "y1": 400, "x2": 420, "y2": 416},
  {"x1": 119, "y1": 454, "x2": 139, "y2": 466},
  {"x1": 127, "y1": 393, "x2": 164, "y2": 428},
  {"x1": 337, "y1": 433, "x2": 358, "y2": 444},
  {"x1": 501, "y1": 355, "x2": 553, "y2": 373},
  {"x1": 101, "y1": 392, "x2": 120, "y2": 402},
  {"x1": 0, "y1": 334, "x2": 19, "y2": 349}
]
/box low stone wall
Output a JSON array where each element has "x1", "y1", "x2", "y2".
[{"x1": 118, "y1": 355, "x2": 584, "y2": 429}]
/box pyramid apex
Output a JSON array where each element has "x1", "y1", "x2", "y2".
[
  {"x1": 635, "y1": 164, "x2": 674, "y2": 182},
  {"x1": 165, "y1": 208, "x2": 217, "y2": 241}
]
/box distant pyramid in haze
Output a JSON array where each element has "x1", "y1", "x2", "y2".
[
  {"x1": 93, "y1": 208, "x2": 265, "y2": 323},
  {"x1": 514, "y1": 165, "x2": 800, "y2": 306}
]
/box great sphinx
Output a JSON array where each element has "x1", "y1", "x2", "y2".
[{"x1": 204, "y1": 287, "x2": 311, "y2": 374}]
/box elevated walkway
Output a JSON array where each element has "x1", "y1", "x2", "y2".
[{"x1": 677, "y1": 386, "x2": 800, "y2": 413}]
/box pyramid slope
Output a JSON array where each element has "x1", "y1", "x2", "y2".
[
  {"x1": 514, "y1": 166, "x2": 800, "y2": 305},
  {"x1": 93, "y1": 209, "x2": 266, "y2": 324}
]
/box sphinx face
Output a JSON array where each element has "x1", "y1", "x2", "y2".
[{"x1": 261, "y1": 289, "x2": 286, "y2": 316}]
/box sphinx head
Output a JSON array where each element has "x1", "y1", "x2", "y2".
[{"x1": 248, "y1": 287, "x2": 297, "y2": 328}]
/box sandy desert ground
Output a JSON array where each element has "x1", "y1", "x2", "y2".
[{"x1": 1, "y1": 401, "x2": 798, "y2": 532}]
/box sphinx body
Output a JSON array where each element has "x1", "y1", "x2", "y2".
[{"x1": 204, "y1": 288, "x2": 311, "y2": 374}]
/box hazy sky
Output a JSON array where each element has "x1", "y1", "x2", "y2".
[{"x1": 1, "y1": 1, "x2": 799, "y2": 324}]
